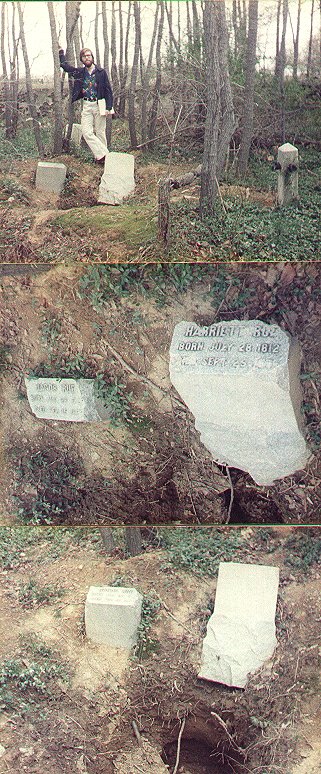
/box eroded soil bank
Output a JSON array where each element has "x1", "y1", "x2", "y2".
[{"x1": 1, "y1": 263, "x2": 320, "y2": 525}]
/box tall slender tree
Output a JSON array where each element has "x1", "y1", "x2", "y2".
[
  {"x1": 17, "y1": 1, "x2": 44, "y2": 155},
  {"x1": 128, "y1": 0, "x2": 141, "y2": 148},
  {"x1": 237, "y1": 0, "x2": 259, "y2": 176},
  {"x1": 47, "y1": 0, "x2": 64, "y2": 154},
  {"x1": 200, "y1": 0, "x2": 235, "y2": 215}
]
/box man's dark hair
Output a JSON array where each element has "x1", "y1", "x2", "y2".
[{"x1": 80, "y1": 48, "x2": 94, "y2": 62}]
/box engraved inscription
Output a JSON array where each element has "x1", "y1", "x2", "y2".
[{"x1": 170, "y1": 320, "x2": 287, "y2": 374}]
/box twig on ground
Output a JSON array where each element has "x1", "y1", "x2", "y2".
[
  {"x1": 132, "y1": 719, "x2": 142, "y2": 746},
  {"x1": 102, "y1": 340, "x2": 185, "y2": 408},
  {"x1": 215, "y1": 175, "x2": 227, "y2": 214}
]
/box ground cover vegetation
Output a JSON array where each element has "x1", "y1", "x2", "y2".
[
  {"x1": 0, "y1": 526, "x2": 319, "y2": 773},
  {"x1": 0, "y1": 1, "x2": 320, "y2": 262},
  {"x1": 0, "y1": 262, "x2": 320, "y2": 526}
]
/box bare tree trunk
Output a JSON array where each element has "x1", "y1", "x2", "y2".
[
  {"x1": 275, "y1": 0, "x2": 282, "y2": 76},
  {"x1": 65, "y1": 1, "x2": 81, "y2": 143},
  {"x1": 277, "y1": 0, "x2": 289, "y2": 142},
  {"x1": 237, "y1": 0, "x2": 259, "y2": 177},
  {"x1": 47, "y1": 0, "x2": 64, "y2": 154},
  {"x1": 1, "y1": 3, "x2": 11, "y2": 138},
  {"x1": 177, "y1": 0, "x2": 181, "y2": 49},
  {"x1": 118, "y1": 0, "x2": 131, "y2": 118},
  {"x1": 111, "y1": 0, "x2": 120, "y2": 111},
  {"x1": 200, "y1": 1, "x2": 220, "y2": 212},
  {"x1": 125, "y1": 528, "x2": 142, "y2": 557},
  {"x1": 128, "y1": 0, "x2": 141, "y2": 148},
  {"x1": 102, "y1": 0, "x2": 110, "y2": 77},
  {"x1": 148, "y1": 0, "x2": 164, "y2": 145},
  {"x1": 292, "y1": 0, "x2": 302, "y2": 79},
  {"x1": 141, "y1": 1, "x2": 159, "y2": 143},
  {"x1": 216, "y1": 2, "x2": 236, "y2": 176},
  {"x1": 307, "y1": 0, "x2": 315, "y2": 78},
  {"x1": 99, "y1": 528, "x2": 115, "y2": 554},
  {"x1": 186, "y1": 0, "x2": 192, "y2": 49},
  {"x1": 191, "y1": 0, "x2": 201, "y2": 47},
  {"x1": 94, "y1": 1, "x2": 101, "y2": 67},
  {"x1": 9, "y1": 3, "x2": 20, "y2": 138},
  {"x1": 17, "y1": 1, "x2": 44, "y2": 155},
  {"x1": 200, "y1": 0, "x2": 235, "y2": 216}
]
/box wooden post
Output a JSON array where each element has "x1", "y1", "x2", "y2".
[{"x1": 158, "y1": 177, "x2": 171, "y2": 250}]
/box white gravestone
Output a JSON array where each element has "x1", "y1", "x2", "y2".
[
  {"x1": 169, "y1": 319, "x2": 308, "y2": 485},
  {"x1": 70, "y1": 123, "x2": 83, "y2": 146},
  {"x1": 25, "y1": 377, "x2": 110, "y2": 422},
  {"x1": 85, "y1": 586, "x2": 143, "y2": 649},
  {"x1": 277, "y1": 142, "x2": 299, "y2": 206},
  {"x1": 98, "y1": 152, "x2": 135, "y2": 205},
  {"x1": 35, "y1": 161, "x2": 67, "y2": 194},
  {"x1": 198, "y1": 562, "x2": 279, "y2": 688}
]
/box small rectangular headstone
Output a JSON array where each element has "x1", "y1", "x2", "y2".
[
  {"x1": 85, "y1": 586, "x2": 143, "y2": 649},
  {"x1": 35, "y1": 161, "x2": 67, "y2": 194},
  {"x1": 70, "y1": 123, "x2": 83, "y2": 146},
  {"x1": 198, "y1": 562, "x2": 279, "y2": 688},
  {"x1": 277, "y1": 142, "x2": 299, "y2": 206},
  {"x1": 98, "y1": 152, "x2": 135, "y2": 205},
  {"x1": 169, "y1": 319, "x2": 309, "y2": 485},
  {"x1": 24, "y1": 377, "x2": 110, "y2": 422}
]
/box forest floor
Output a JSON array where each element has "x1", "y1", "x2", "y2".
[
  {"x1": 0, "y1": 262, "x2": 320, "y2": 526},
  {"x1": 0, "y1": 141, "x2": 320, "y2": 263},
  {"x1": 0, "y1": 526, "x2": 320, "y2": 774}
]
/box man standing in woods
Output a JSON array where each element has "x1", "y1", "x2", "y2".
[{"x1": 59, "y1": 46, "x2": 113, "y2": 164}]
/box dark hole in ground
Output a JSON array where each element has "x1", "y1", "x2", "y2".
[
  {"x1": 162, "y1": 736, "x2": 244, "y2": 773},
  {"x1": 219, "y1": 469, "x2": 284, "y2": 524}
]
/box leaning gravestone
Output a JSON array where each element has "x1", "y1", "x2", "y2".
[
  {"x1": 98, "y1": 152, "x2": 135, "y2": 205},
  {"x1": 35, "y1": 161, "x2": 67, "y2": 194},
  {"x1": 277, "y1": 142, "x2": 299, "y2": 206},
  {"x1": 198, "y1": 562, "x2": 279, "y2": 688},
  {"x1": 169, "y1": 320, "x2": 309, "y2": 485},
  {"x1": 24, "y1": 377, "x2": 110, "y2": 422},
  {"x1": 85, "y1": 586, "x2": 143, "y2": 649}
]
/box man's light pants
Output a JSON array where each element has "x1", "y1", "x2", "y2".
[{"x1": 81, "y1": 101, "x2": 108, "y2": 160}]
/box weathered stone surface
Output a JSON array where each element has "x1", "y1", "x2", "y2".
[
  {"x1": 277, "y1": 142, "x2": 299, "y2": 206},
  {"x1": 98, "y1": 152, "x2": 135, "y2": 205},
  {"x1": 25, "y1": 377, "x2": 110, "y2": 422},
  {"x1": 169, "y1": 319, "x2": 309, "y2": 485},
  {"x1": 85, "y1": 586, "x2": 143, "y2": 649},
  {"x1": 70, "y1": 123, "x2": 83, "y2": 146},
  {"x1": 35, "y1": 161, "x2": 67, "y2": 193},
  {"x1": 198, "y1": 562, "x2": 279, "y2": 688}
]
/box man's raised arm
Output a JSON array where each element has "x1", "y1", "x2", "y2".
[{"x1": 59, "y1": 48, "x2": 79, "y2": 76}]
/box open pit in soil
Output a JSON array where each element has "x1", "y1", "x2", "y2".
[{"x1": 161, "y1": 717, "x2": 245, "y2": 773}]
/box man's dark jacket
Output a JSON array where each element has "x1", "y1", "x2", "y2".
[{"x1": 59, "y1": 50, "x2": 113, "y2": 109}]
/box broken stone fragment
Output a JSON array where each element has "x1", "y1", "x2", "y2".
[
  {"x1": 198, "y1": 562, "x2": 279, "y2": 688},
  {"x1": 169, "y1": 319, "x2": 309, "y2": 485}
]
